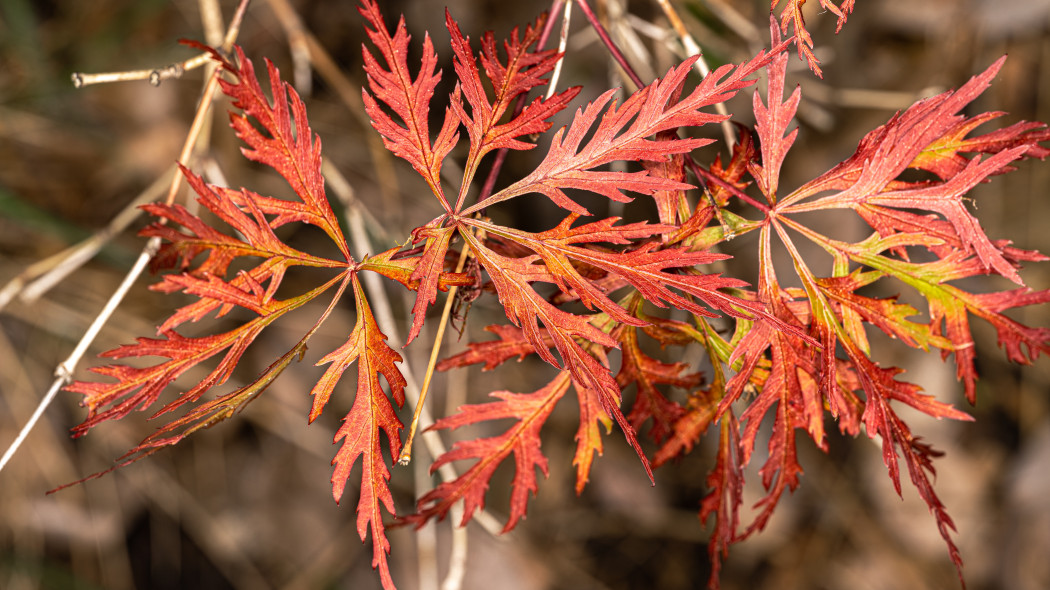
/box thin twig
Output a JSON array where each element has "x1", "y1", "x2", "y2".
[
  {"x1": 198, "y1": 0, "x2": 226, "y2": 46},
  {"x1": 397, "y1": 249, "x2": 469, "y2": 466},
  {"x1": 71, "y1": 53, "x2": 212, "y2": 88},
  {"x1": 441, "y1": 500, "x2": 469, "y2": 590},
  {"x1": 263, "y1": 0, "x2": 312, "y2": 94},
  {"x1": 544, "y1": 1, "x2": 574, "y2": 101},
  {"x1": 0, "y1": 236, "x2": 159, "y2": 475},
  {"x1": 704, "y1": 0, "x2": 763, "y2": 47},
  {"x1": 605, "y1": 0, "x2": 657, "y2": 85},
  {"x1": 413, "y1": 452, "x2": 439, "y2": 590},
  {"x1": 194, "y1": 0, "x2": 226, "y2": 154},
  {"x1": 653, "y1": 0, "x2": 737, "y2": 149}
]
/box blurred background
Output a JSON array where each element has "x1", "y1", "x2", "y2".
[{"x1": 1, "y1": 1, "x2": 1049, "y2": 589}]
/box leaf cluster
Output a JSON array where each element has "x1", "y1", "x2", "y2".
[{"x1": 67, "y1": 2, "x2": 1050, "y2": 589}]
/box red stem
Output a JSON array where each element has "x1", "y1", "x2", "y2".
[{"x1": 687, "y1": 157, "x2": 770, "y2": 214}]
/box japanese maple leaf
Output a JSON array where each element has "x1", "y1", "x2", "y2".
[
  {"x1": 444, "y1": 9, "x2": 581, "y2": 210},
  {"x1": 767, "y1": 54, "x2": 1050, "y2": 402},
  {"x1": 310, "y1": 277, "x2": 407, "y2": 590},
  {"x1": 701, "y1": 415, "x2": 744, "y2": 587},
  {"x1": 461, "y1": 46, "x2": 786, "y2": 216},
  {"x1": 358, "y1": 0, "x2": 458, "y2": 208},
  {"x1": 435, "y1": 323, "x2": 556, "y2": 372},
  {"x1": 67, "y1": 45, "x2": 350, "y2": 438},
  {"x1": 433, "y1": 323, "x2": 612, "y2": 494},
  {"x1": 359, "y1": 0, "x2": 577, "y2": 343},
  {"x1": 423, "y1": 341, "x2": 649, "y2": 524},
  {"x1": 408, "y1": 371, "x2": 571, "y2": 532}
]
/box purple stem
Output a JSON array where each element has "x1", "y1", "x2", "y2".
[{"x1": 573, "y1": 0, "x2": 644, "y2": 89}]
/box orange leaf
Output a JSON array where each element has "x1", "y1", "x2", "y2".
[{"x1": 314, "y1": 276, "x2": 406, "y2": 590}]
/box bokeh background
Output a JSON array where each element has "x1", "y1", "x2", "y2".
[{"x1": 2, "y1": 1, "x2": 1049, "y2": 589}]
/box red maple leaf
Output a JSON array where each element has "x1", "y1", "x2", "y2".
[
  {"x1": 312, "y1": 277, "x2": 406, "y2": 590},
  {"x1": 358, "y1": 0, "x2": 458, "y2": 210},
  {"x1": 407, "y1": 372, "x2": 571, "y2": 532},
  {"x1": 67, "y1": 45, "x2": 352, "y2": 440}
]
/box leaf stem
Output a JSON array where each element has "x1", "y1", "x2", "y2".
[
  {"x1": 688, "y1": 157, "x2": 771, "y2": 213},
  {"x1": 398, "y1": 242, "x2": 472, "y2": 465}
]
